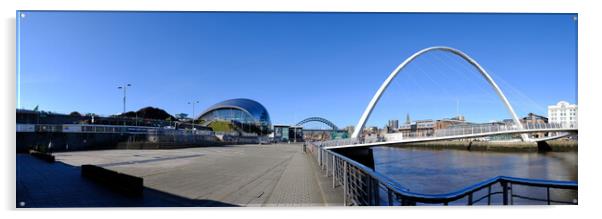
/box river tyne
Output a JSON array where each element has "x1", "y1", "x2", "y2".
[{"x1": 372, "y1": 146, "x2": 577, "y2": 204}]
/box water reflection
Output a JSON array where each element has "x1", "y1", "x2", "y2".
[{"x1": 372, "y1": 146, "x2": 577, "y2": 196}]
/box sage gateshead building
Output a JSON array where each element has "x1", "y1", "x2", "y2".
[{"x1": 197, "y1": 98, "x2": 272, "y2": 136}]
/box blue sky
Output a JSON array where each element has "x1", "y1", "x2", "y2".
[{"x1": 17, "y1": 12, "x2": 577, "y2": 128}]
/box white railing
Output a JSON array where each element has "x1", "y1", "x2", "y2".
[
  {"x1": 16, "y1": 123, "x2": 217, "y2": 136},
  {"x1": 318, "y1": 122, "x2": 577, "y2": 148},
  {"x1": 315, "y1": 138, "x2": 361, "y2": 147}
]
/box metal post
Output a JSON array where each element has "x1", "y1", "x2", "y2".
[
  {"x1": 332, "y1": 155, "x2": 336, "y2": 188},
  {"x1": 188, "y1": 100, "x2": 199, "y2": 123},
  {"x1": 487, "y1": 185, "x2": 492, "y2": 205},
  {"x1": 502, "y1": 181, "x2": 509, "y2": 205},
  {"x1": 117, "y1": 83, "x2": 131, "y2": 114},
  {"x1": 322, "y1": 150, "x2": 325, "y2": 171},
  {"x1": 325, "y1": 152, "x2": 329, "y2": 176},
  {"x1": 387, "y1": 188, "x2": 393, "y2": 206},
  {"x1": 367, "y1": 175, "x2": 372, "y2": 205},
  {"x1": 318, "y1": 148, "x2": 322, "y2": 167},
  {"x1": 547, "y1": 187, "x2": 551, "y2": 205},
  {"x1": 373, "y1": 178, "x2": 380, "y2": 206},
  {"x1": 122, "y1": 86, "x2": 126, "y2": 113},
  {"x1": 510, "y1": 183, "x2": 513, "y2": 205},
  {"x1": 343, "y1": 161, "x2": 348, "y2": 206},
  {"x1": 468, "y1": 193, "x2": 473, "y2": 205}
]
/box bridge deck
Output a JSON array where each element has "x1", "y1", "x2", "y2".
[{"x1": 324, "y1": 128, "x2": 577, "y2": 149}]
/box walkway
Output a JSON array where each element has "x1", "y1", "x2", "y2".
[
  {"x1": 264, "y1": 149, "x2": 324, "y2": 206},
  {"x1": 18, "y1": 143, "x2": 343, "y2": 207}
]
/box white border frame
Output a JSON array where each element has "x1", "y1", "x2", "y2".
[{"x1": 2, "y1": 1, "x2": 600, "y2": 219}]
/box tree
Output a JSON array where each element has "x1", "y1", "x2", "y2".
[
  {"x1": 175, "y1": 113, "x2": 188, "y2": 120},
  {"x1": 118, "y1": 106, "x2": 176, "y2": 121},
  {"x1": 69, "y1": 111, "x2": 82, "y2": 117},
  {"x1": 120, "y1": 111, "x2": 137, "y2": 118}
]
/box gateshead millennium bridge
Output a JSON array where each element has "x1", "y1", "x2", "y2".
[
  {"x1": 317, "y1": 46, "x2": 577, "y2": 149},
  {"x1": 306, "y1": 46, "x2": 578, "y2": 206}
]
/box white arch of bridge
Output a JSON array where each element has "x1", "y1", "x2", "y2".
[{"x1": 351, "y1": 46, "x2": 528, "y2": 141}]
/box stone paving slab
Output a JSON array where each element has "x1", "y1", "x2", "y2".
[
  {"x1": 264, "y1": 151, "x2": 324, "y2": 206},
  {"x1": 28, "y1": 143, "x2": 344, "y2": 207}
]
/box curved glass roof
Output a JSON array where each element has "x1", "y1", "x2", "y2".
[{"x1": 199, "y1": 98, "x2": 271, "y2": 124}]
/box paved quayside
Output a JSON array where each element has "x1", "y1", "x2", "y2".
[{"x1": 46, "y1": 143, "x2": 343, "y2": 207}]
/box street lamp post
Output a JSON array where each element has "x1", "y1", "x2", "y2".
[
  {"x1": 188, "y1": 100, "x2": 199, "y2": 124},
  {"x1": 117, "y1": 84, "x2": 132, "y2": 114}
]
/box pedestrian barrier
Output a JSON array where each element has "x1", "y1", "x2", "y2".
[{"x1": 306, "y1": 141, "x2": 577, "y2": 206}]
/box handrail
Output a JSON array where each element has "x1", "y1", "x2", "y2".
[
  {"x1": 17, "y1": 123, "x2": 216, "y2": 136},
  {"x1": 325, "y1": 148, "x2": 494, "y2": 203},
  {"x1": 312, "y1": 142, "x2": 577, "y2": 205},
  {"x1": 498, "y1": 176, "x2": 578, "y2": 189}
]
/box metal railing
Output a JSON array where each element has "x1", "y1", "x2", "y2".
[
  {"x1": 319, "y1": 122, "x2": 577, "y2": 148},
  {"x1": 306, "y1": 142, "x2": 577, "y2": 206},
  {"x1": 16, "y1": 123, "x2": 217, "y2": 136}
]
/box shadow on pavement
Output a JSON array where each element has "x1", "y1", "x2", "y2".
[{"x1": 16, "y1": 154, "x2": 238, "y2": 208}]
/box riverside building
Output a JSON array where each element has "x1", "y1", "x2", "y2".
[{"x1": 548, "y1": 101, "x2": 578, "y2": 127}]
